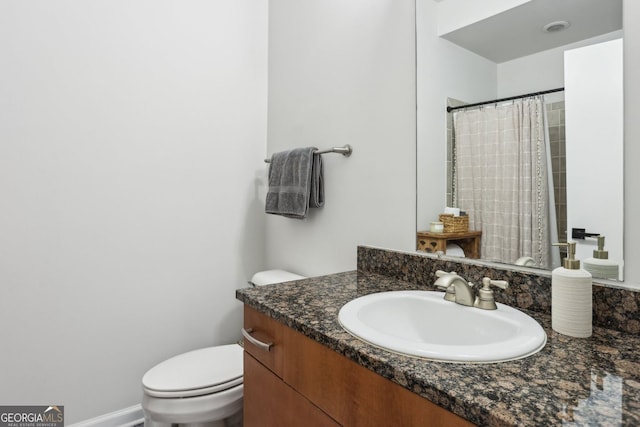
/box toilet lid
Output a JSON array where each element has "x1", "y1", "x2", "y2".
[{"x1": 142, "y1": 344, "x2": 243, "y2": 398}]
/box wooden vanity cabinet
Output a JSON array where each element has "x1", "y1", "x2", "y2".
[{"x1": 243, "y1": 305, "x2": 474, "y2": 427}]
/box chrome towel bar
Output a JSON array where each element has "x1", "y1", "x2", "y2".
[{"x1": 264, "y1": 144, "x2": 352, "y2": 163}]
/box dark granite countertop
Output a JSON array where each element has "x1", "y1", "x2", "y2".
[{"x1": 236, "y1": 271, "x2": 640, "y2": 427}]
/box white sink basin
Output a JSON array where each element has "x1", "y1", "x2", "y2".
[{"x1": 338, "y1": 290, "x2": 546, "y2": 363}]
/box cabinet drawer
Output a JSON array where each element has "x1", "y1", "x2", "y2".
[{"x1": 242, "y1": 305, "x2": 284, "y2": 377}]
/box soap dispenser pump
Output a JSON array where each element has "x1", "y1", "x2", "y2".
[
  {"x1": 551, "y1": 242, "x2": 592, "y2": 338},
  {"x1": 583, "y1": 235, "x2": 619, "y2": 280}
]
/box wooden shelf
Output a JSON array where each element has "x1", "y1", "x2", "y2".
[{"x1": 416, "y1": 230, "x2": 482, "y2": 259}]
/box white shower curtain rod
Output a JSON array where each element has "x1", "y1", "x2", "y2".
[{"x1": 446, "y1": 87, "x2": 564, "y2": 113}]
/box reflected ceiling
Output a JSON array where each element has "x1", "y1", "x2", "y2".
[{"x1": 438, "y1": 0, "x2": 622, "y2": 63}]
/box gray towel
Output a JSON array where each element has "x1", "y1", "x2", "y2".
[{"x1": 265, "y1": 147, "x2": 324, "y2": 219}]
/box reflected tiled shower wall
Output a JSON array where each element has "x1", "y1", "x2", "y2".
[
  {"x1": 446, "y1": 98, "x2": 567, "y2": 244},
  {"x1": 546, "y1": 101, "x2": 567, "y2": 243}
]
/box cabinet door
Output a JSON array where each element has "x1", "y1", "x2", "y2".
[{"x1": 243, "y1": 353, "x2": 339, "y2": 427}]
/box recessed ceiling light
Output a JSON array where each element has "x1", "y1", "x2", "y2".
[{"x1": 543, "y1": 21, "x2": 571, "y2": 33}]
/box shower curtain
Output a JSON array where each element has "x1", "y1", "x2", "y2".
[{"x1": 453, "y1": 97, "x2": 557, "y2": 269}]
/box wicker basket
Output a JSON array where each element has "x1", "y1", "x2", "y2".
[{"x1": 438, "y1": 213, "x2": 469, "y2": 233}]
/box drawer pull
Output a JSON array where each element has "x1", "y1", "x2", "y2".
[{"x1": 242, "y1": 328, "x2": 273, "y2": 351}]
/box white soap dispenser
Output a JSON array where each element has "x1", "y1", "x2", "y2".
[
  {"x1": 583, "y1": 235, "x2": 619, "y2": 280},
  {"x1": 551, "y1": 242, "x2": 592, "y2": 338}
]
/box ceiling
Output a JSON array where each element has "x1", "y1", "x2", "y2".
[{"x1": 438, "y1": 0, "x2": 623, "y2": 63}]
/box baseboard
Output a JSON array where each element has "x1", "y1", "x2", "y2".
[{"x1": 68, "y1": 404, "x2": 144, "y2": 427}]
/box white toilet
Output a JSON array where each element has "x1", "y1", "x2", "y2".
[{"x1": 141, "y1": 270, "x2": 305, "y2": 427}]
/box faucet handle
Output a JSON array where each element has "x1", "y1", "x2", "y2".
[
  {"x1": 473, "y1": 277, "x2": 509, "y2": 310},
  {"x1": 482, "y1": 277, "x2": 508, "y2": 290},
  {"x1": 435, "y1": 270, "x2": 455, "y2": 278}
]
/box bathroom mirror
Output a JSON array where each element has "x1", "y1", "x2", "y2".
[{"x1": 416, "y1": 0, "x2": 624, "y2": 280}]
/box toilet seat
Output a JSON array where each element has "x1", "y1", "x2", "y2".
[{"x1": 142, "y1": 344, "x2": 243, "y2": 398}]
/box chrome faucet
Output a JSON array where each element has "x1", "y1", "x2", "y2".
[{"x1": 434, "y1": 270, "x2": 475, "y2": 306}]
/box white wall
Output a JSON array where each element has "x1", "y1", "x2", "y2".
[
  {"x1": 624, "y1": 0, "x2": 640, "y2": 286},
  {"x1": 497, "y1": 30, "x2": 623, "y2": 97},
  {"x1": 264, "y1": 0, "x2": 417, "y2": 276},
  {"x1": 0, "y1": 1, "x2": 267, "y2": 423},
  {"x1": 565, "y1": 40, "x2": 624, "y2": 274},
  {"x1": 417, "y1": 0, "x2": 497, "y2": 231}
]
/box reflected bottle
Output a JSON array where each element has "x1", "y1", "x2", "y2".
[{"x1": 583, "y1": 235, "x2": 619, "y2": 280}]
